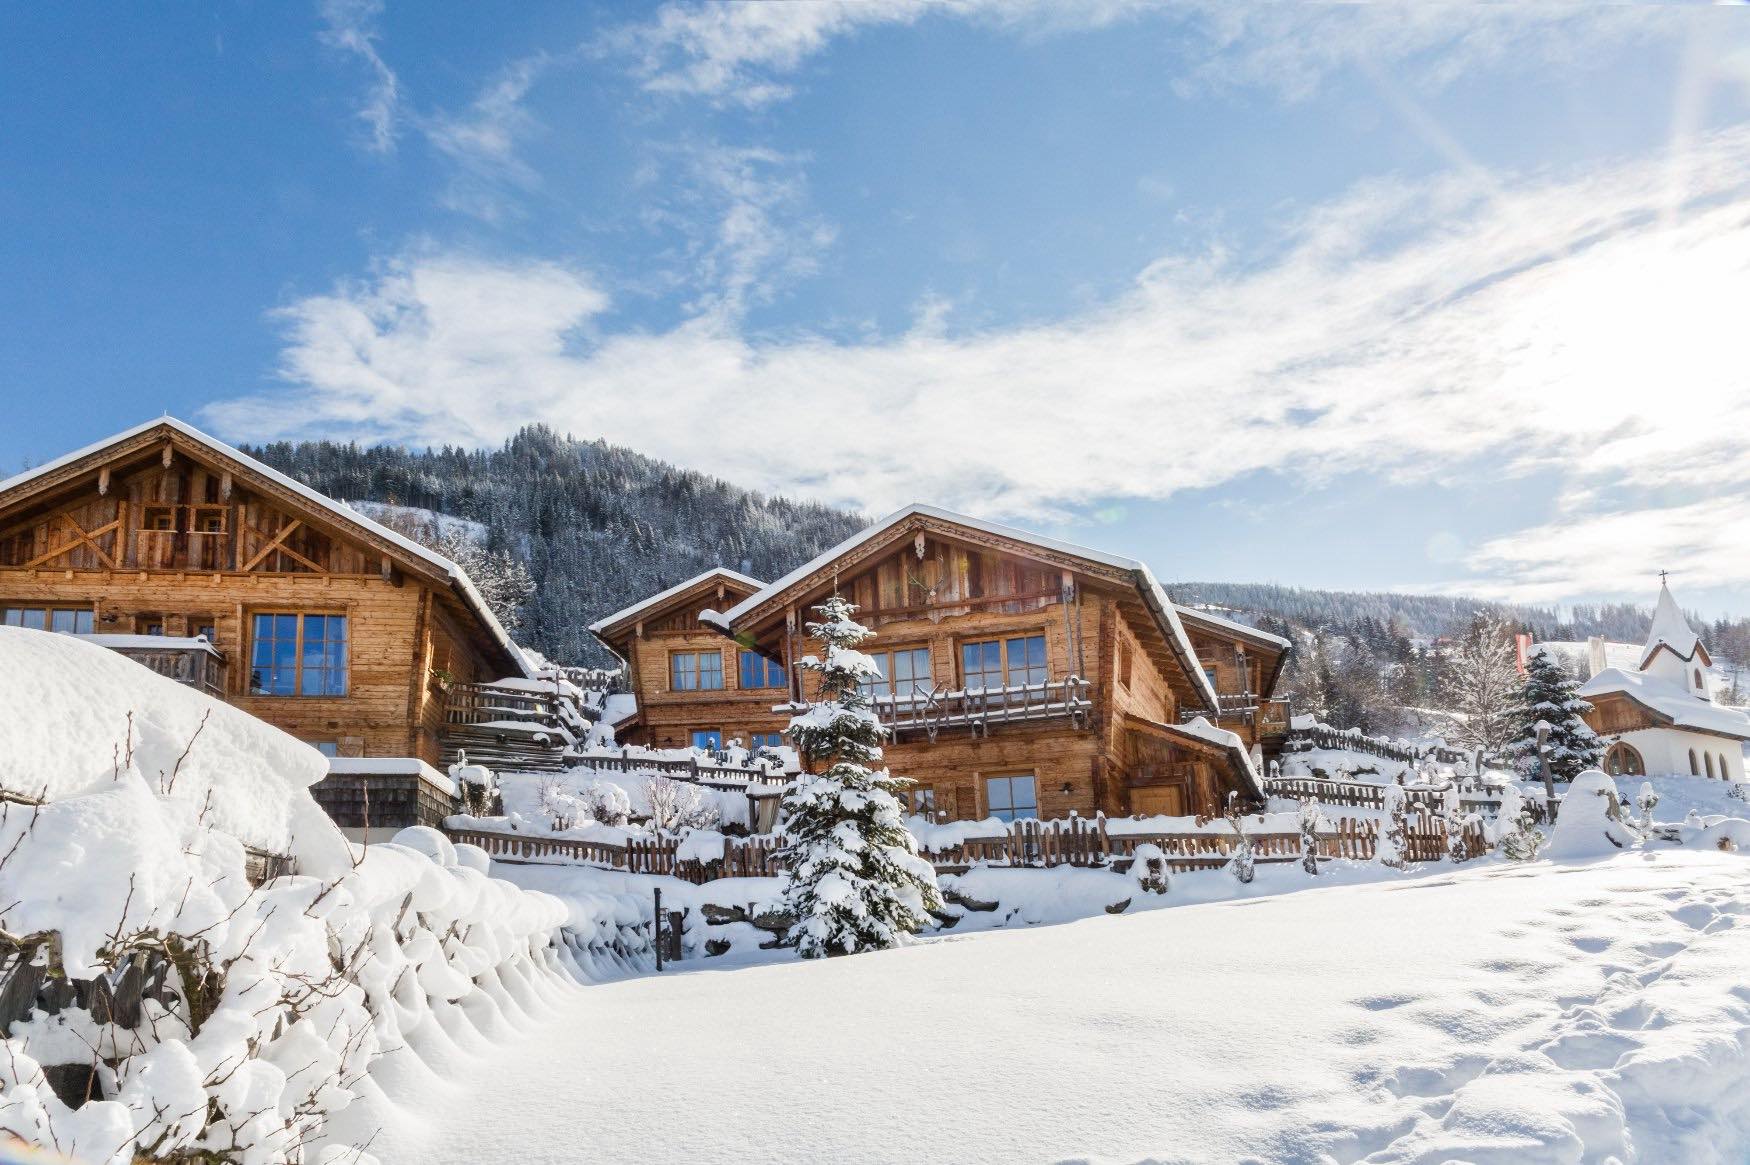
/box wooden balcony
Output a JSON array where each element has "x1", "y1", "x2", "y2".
[
  {"x1": 870, "y1": 677, "x2": 1093, "y2": 741},
  {"x1": 441, "y1": 681, "x2": 579, "y2": 772},
  {"x1": 1184, "y1": 693, "x2": 1292, "y2": 737},
  {"x1": 77, "y1": 634, "x2": 226, "y2": 698}
]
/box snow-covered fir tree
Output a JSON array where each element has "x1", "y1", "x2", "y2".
[
  {"x1": 1506, "y1": 649, "x2": 1603, "y2": 782},
  {"x1": 1441, "y1": 614, "x2": 1522, "y2": 762},
  {"x1": 778, "y1": 595, "x2": 941, "y2": 958}
]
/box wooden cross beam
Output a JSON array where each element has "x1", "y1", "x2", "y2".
[
  {"x1": 22, "y1": 513, "x2": 119, "y2": 570},
  {"x1": 241, "y1": 519, "x2": 304, "y2": 572}
]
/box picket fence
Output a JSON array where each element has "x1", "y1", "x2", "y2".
[{"x1": 445, "y1": 808, "x2": 1488, "y2": 886}]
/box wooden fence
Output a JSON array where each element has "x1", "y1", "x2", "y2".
[
  {"x1": 1262, "y1": 773, "x2": 1531, "y2": 822},
  {"x1": 1283, "y1": 724, "x2": 1469, "y2": 768},
  {"x1": 445, "y1": 808, "x2": 1491, "y2": 885}
]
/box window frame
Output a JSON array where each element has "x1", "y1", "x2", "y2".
[
  {"x1": 2, "y1": 604, "x2": 95, "y2": 634},
  {"x1": 247, "y1": 610, "x2": 349, "y2": 698},
  {"x1": 984, "y1": 772, "x2": 1039, "y2": 822},
  {"x1": 670, "y1": 649, "x2": 725, "y2": 692},
  {"x1": 737, "y1": 649, "x2": 786, "y2": 690},
  {"x1": 749, "y1": 731, "x2": 785, "y2": 750},
  {"x1": 690, "y1": 729, "x2": 724, "y2": 750},
  {"x1": 959, "y1": 632, "x2": 1049, "y2": 692},
  {"x1": 860, "y1": 645, "x2": 934, "y2": 704}
]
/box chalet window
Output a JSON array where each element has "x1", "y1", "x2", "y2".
[
  {"x1": 1604, "y1": 742, "x2": 1644, "y2": 777},
  {"x1": 910, "y1": 785, "x2": 937, "y2": 818},
  {"x1": 1202, "y1": 664, "x2": 1219, "y2": 692},
  {"x1": 961, "y1": 634, "x2": 1047, "y2": 691},
  {"x1": 670, "y1": 651, "x2": 724, "y2": 691},
  {"x1": 862, "y1": 647, "x2": 932, "y2": 702},
  {"x1": 1707, "y1": 753, "x2": 1716, "y2": 779},
  {"x1": 985, "y1": 773, "x2": 1038, "y2": 822},
  {"x1": 3, "y1": 606, "x2": 93, "y2": 634},
  {"x1": 738, "y1": 650, "x2": 786, "y2": 689},
  {"x1": 307, "y1": 740, "x2": 340, "y2": 758},
  {"x1": 749, "y1": 732, "x2": 785, "y2": 750},
  {"x1": 1695, "y1": 668, "x2": 1705, "y2": 690},
  {"x1": 190, "y1": 617, "x2": 217, "y2": 643},
  {"x1": 137, "y1": 616, "x2": 165, "y2": 636},
  {"x1": 1119, "y1": 642, "x2": 1133, "y2": 690},
  {"x1": 1691, "y1": 749, "x2": 1700, "y2": 776},
  {"x1": 143, "y1": 507, "x2": 175, "y2": 531},
  {"x1": 249, "y1": 613, "x2": 348, "y2": 697},
  {"x1": 691, "y1": 729, "x2": 723, "y2": 750}
]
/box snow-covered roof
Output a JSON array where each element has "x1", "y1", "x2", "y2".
[
  {"x1": 0, "y1": 416, "x2": 534, "y2": 678},
  {"x1": 1577, "y1": 667, "x2": 1750, "y2": 739},
  {"x1": 1128, "y1": 712, "x2": 1266, "y2": 801},
  {"x1": 326, "y1": 756, "x2": 458, "y2": 797},
  {"x1": 705, "y1": 503, "x2": 1222, "y2": 714},
  {"x1": 1173, "y1": 604, "x2": 1291, "y2": 651},
  {"x1": 586, "y1": 567, "x2": 765, "y2": 637},
  {"x1": 1641, "y1": 582, "x2": 1705, "y2": 668}
]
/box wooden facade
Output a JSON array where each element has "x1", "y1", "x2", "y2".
[
  {"x1": 590, "y1": 569, "x2": 792, "y2": 750},
  {"x1": 0, "y1": 419, "x2": 528, "y2": 768},
  {"x1": 707, "y1": 507, "x2": 1282, "y2": 822}
]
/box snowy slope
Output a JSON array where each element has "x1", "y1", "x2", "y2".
[{"x1": 381, "y1": 850, "x2": 1750, "y2": 1165}]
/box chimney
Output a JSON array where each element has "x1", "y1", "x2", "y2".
[
  {"x1": 1514, "y1": 633, "x2": 1532, "y2": 676},
  {"x1": 1587, "y1": 635, "x2": 1607, "y2": 679}
]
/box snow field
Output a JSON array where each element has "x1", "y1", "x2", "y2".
[{"x1": 384, "y1": 850, "x2": 1750, "y2": 1165}]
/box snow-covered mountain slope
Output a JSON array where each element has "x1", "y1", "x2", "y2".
[{"x1": 382, "y1": 849, "x2": 1750, "y2": 1165}]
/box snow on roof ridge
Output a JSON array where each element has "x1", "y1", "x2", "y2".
[
  {"x1": 1577, "y1": 666, "x2": 1750, "y2": 739},
  {"x1": 1173, "y1": 603, "x2": 1291, "y2": 649},
  {"x1": 1641, "y1": 581, "x2": 1702, "y2": 667},
  {"x1": 587, "y1": 567, "x2": 766, "y2": 635},
  {"x1": 1, "y1": 416, "x2": 534, "y2": 678},
  {"x1": 713, "y1": 502, "x2": 1221, "y2": 713}
]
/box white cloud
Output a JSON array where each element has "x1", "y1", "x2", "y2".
[
  {"x1": 609, "y1": 0, "x2": 1676, "y2": 108},
  {"x1": 318, "y1": 0, "x2": 401, "y2": 152},
  {"x1": 206, "y1": 126, "x2": 1750, "y2": 600},
  {"x1": 421, "y1": 55, "x2": 550, "y2": 221}
]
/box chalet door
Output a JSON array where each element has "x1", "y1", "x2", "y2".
[{"x1": 1132, "y1": 784, "x2": 1188, "y2": 817}]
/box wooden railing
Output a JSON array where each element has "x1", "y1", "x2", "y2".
[
  {"x1": 1283, "y1": 724, "x2": 1469, "y2": 767},
  {"x1": 444, "y1": 805, "x2": 1492, "y2": 885},
  {"x1": 1262, "y1": 773, "x2": 1533, "y2": 822},
  {"x1": 106, "y1": 644, "x2": 227, "y2": 698},
  {"x1": 444, "y1": 682, "x2": 564, "y2": 729},
  {"x1": 870, "y1": 677, "x2": 1093, "y2": 741},
  {"x1": 1182, "y1": 694, "x2": 1292, "y2": 734},
  {"x1": 568, "y1": 753, "x2": 786, "y2": 787}
]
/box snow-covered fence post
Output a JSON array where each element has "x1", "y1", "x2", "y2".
[
  {"x1": 778, "y1": 594, "x2": 941, "y2": 958},
  {"x1": 1299, "y1": 799, "x2": 1320, "y2": 875},
  {"x1": 1379, "y1": 783, "x2": 1408, "y2": 870}
]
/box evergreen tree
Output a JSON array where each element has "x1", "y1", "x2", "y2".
[
  {"x1": 1505, "y1": 649, "x2": 1603, "y2": 782},
  {"x1": 1442, "y1": 614, "x2": 1522, "y2": 762},
  {"x1": 1378, "y1": 782, "x2": 1408, "y2": 870},
  {"x1": 778, "y1": 596, "x2": 941, "y2": 958},
  {"x1": 1299, "y1": 800, "x2": 1321, "y2": 876}
]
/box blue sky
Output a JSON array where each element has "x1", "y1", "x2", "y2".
[{"x1": 6, "y1": 3, "x2": 1750, "y2": 615}]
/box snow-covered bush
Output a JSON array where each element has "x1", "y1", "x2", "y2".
[
  {"x1": 1494, "y1": 783, "x2": 1544, "y2": 861},
  {"x1": 581, "y1": 779, "x2": 632, "y2": 826},
  {"x1": 644, "y1": 775, "x2": 720, "y2": 833},
  {"x1": 778, "y1": 595, "x2": 940, "y2": 958},
  {"x1": 1299, "y1": 800, "x2": 1321, "y2": 875},
  {"x1": 1636, "y1": 782, "x2": 1660, "y2": 832},
  {"x1": 1226, "y1": 815, "x2": 1256, "y2": 884},
  {"x1": 452, "y1": 761, "x2": 497, "y2": 816},
  {"x1": 1378, "y1": 783, "x2": 1408, "y2": 870},
  {"x1": 1545, "y1": 770, "x2": 1639, "y2": 858},
  {"x1": 0, "y1": 629, "x2": 570, "y2": 1165},
  {"x1": 539, "y1": 775, "x2": 587, "y2": 830},
  {"x1": 1129, "y1": 843, "x2": 1170, "y2": 895}
]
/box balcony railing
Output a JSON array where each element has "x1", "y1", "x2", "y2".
[
  {"x1": 870, "y1": 677, "x2": 1093, "y2": 741},
  {"x1": 77, "y1": 635, "x2": 227, "y2": 698},
  {"x1": 442, "y1": 681, "x2": 578, "y2": 772},
  {"x1": 1181, "y1": 693, "x2": 1292, "y2": 735}
]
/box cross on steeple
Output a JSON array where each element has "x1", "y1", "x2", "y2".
[{"x1": 1658, "y1": 569, "x2": 1671, "y2": 584}]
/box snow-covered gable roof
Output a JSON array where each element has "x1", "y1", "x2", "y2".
[
  {"x1": 1577, "y1": 667, "x2": 1750, "y2": 740},
  {"x1": 586, "y1": 567, "x2": 765, "y2": 637},
  {"x1": 0, "y1": 416, "x2": 534, "y2": 678},
  {"x1": 706, "y1": 503, "x2": 1222, "y2": 714},
  {"x1": 1641, "y1": 582, "x2": 1708, "y2": 669},
  {"x1": 1173, "y1": 605, "x2": 1291, "y2": 650}
]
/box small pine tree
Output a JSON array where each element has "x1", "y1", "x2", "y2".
[
  {"x1": 1299, "y1": 799, "x2": 1321, "y2": 875},
  {"x1": 1506, "y1": 650, "x2": 1603, "y2": 782},
  {"x1": 778, "y1": 596, "x2": 941, "y2": 958}
]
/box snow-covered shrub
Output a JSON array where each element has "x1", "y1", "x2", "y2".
[
  {"x1": 1129, "y1": 843, "x2": 1170, "y2": 895},
  {"x1": 644, "y1": 775, "x2": 719, "y2": 833},
  {"x1": 580, "y1": 779, "x2": 632, "y2": 826},
  {"x1": 1299, "y1": 799, "x2": 1321, "y2": 875},
  {"x1": 1495, "y1": 783, "x2": 1544, "y2": 861},
  {"x1": 1636, "y1": 782, "x2": 1661, "y2": 832},
  {"x1": 1378, "y1": 783, "x2": 1408, "y2": 870},
  {"x1": 1545, "y1": 770, "x2": 1639, "y2": 858},
  {"x1": 779, "y1": 595, "x2": 940, "y2": 958},
  {"x1": 539, "y1": 775, "x2": 586, "y2": 830},
  {"x1": 1226, "y1": 815, "x2": 1256, "y2": 884},
  {"x1": 452, "y1": 761, "x2": 497, "y2": 816}
]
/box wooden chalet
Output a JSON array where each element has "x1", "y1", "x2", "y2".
[
  {"x1": 588, "y1": 568, "x2": 792, "y2": 751},
  {"x1": 703, "y1": 505, "x2": 1288, "y2": 822},
  {"x1": 0, "y1": 418, "x2": 552, "y2": 833}
]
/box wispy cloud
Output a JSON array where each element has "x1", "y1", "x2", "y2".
[
  {"x1": 205, "y1": 126, "x2": 1750, "y2": 602},
  {"x1": 421, "y1": 54, "x2": 551, "y2": 221},
  {"x1": 608, "y1": 0, "x2": 1674, "y2": 108},
  {"x1": 318, "y1": 0, "x2": 400, "y2": 152}
]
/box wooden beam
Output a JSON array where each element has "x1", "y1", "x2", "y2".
[
  {"x1": 23, "y1": 515, "x2": 119, "y2": 570},
  {"x1": 241, "y1": 519, "x2": 302, "y2": 572},
  {"x1": 97, "y1": 466, "x2": 110, "y2": 496}
]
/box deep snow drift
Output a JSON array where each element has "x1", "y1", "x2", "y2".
[{"x1": 384, "y1": 849, "x2": 1750, "y2": 1165}]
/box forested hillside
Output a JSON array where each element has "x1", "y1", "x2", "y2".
[{"x1": 246, "y1": 426, "x2": 864, "y2": 664}]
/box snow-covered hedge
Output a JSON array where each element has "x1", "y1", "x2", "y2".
[{"x1": 0, "y1": 629, "x2": 577, "y2": 1164}]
